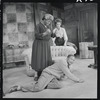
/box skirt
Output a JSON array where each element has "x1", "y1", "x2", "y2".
[{"x1": 31, "y1": 39, "x2": 53, "y2": 72}]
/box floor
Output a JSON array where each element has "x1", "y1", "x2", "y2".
[{"x1": 3, "y1": 56, "x2": 97, "y2": 98}]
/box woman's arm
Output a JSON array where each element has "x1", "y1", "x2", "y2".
[
  {"x1": 63, "y1": 28, "x2": 68, "y2": 46},
  {"x1": 35, "y1": 24, "x2": 51, "y2": 39},
  {"x1": 35, "y1": 24, "x2": 44, "y2": 39}
]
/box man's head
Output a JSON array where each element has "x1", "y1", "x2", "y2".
[{"x1": 67, "y1": 55, "x2": 75, "y2": 65}]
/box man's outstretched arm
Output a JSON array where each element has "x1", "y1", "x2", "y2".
[{"x1": 60, "y1": 62, "x2": 84, "y2": 83}]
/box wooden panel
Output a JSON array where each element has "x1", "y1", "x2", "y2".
[
  {"x1": 79, "y1": 10, "x2": 94, "y2": 42},
  {"x1": 79, "y1": 42, "x2": 94, "y2": 59},
  {"x1": 65, "y1": 21, "x2": 79, "y2": 53},
  {"x1": 66, "y1": 26, "x2": 78, "y2": 46},
  {"x1": 78, "y1": 4, "x2": 97, "y2": 44}
]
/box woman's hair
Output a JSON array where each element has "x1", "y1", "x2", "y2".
[
  {"x1": 42, "y1": 14, "x2": 54, "y2": 21},
  {"x1": 55, "y1": 18, "x2": 62, "y2": 24}
]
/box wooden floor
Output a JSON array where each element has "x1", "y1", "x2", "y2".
[{"x1": 3, "y1": 56, "x2": 97, "y2": 98}]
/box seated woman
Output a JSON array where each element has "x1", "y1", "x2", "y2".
[{"x1": 52, "y1": 18, "x2": 68, "y2": 46}]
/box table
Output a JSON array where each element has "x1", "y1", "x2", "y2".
[{"x1": 88, "y1": 45, "x2": 97, "y2": 69}]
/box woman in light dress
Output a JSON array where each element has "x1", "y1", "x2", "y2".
[{"x1": 52, "y1": 18, "x2": 68, "y2": 46}]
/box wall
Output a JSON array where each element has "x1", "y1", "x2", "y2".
[
  {"x1": 64, "y1": 3, "x2": 79, "y2": 52},
  {"x1": 52, "y1": 6, "x2": 65, "y2": 27},
  {"x1": 78, "y1": 3, "x2": 97, "y2": 45},
  {"x1": 64, "y1": 3, "x2": 98, "y2": 53},
  {"x1": 3, "y1": 3, "x2": 35, "y2": 49}
]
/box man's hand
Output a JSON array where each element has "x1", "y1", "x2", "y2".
[
  {"x1": 78, "y1": 79, "x2": 84, "y2": 83},
  {"x1": 60, "y1": 74, "x2": 68, "y2": 81}
]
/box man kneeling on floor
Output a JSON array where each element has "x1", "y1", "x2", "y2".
[{"x1": 5, "y1": 54, "x2": 84, "y2": 94}]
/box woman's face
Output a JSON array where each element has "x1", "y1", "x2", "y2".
[
  {"x1": 56, "y1": 22, "x2": 61, "y2": 29},
  {"x1": 44, "y1": 19, "x2": 51, "y2": 26}
]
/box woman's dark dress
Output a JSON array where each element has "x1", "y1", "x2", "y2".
[{"x1": 31, "y1": 22, "x2": 53, "y2": 73}]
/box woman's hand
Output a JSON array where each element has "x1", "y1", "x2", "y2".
[
  {"x1": 42, "y1": 29, "x2": 51, "y2": 36},
  {"x1": 52, "y1": 38, "x2": 56, "y2": 46},
  {"x1": 55, "y1": 29, "x2": 59, "y2": 35},
  {"x1": 64, "y1": 43, "x2": 66, "y2": 46},
  {"x1": 46, "y1": 29, "x2": 51, "y2": 33},
  {"x1": 42, "y1": 32, "x2": 47, "y2": 36},
  {"x1": 64, "y1": 41, "x2": 67, "y2": 46}
]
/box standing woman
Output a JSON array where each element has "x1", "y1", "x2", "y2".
[
  {"x1": 52, "y1": 18, "x2": 68, "y2": 46},
  {"x1": 31, "y1": 14, "x2": 54, "y2": 80}
]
